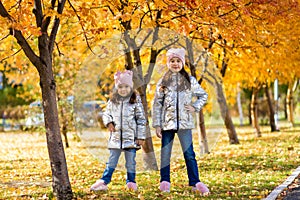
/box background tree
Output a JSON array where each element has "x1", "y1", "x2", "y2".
[
  {"x1": 188, "y1": 0, "x2": 300, "y2": 137},
  {"x1": 0, "y1": 1, "x2": 73, "y2": 199},
  {"x1": 227, "y1": 0, "x2": 300, "y2": 133},
  {"x1": 185, "y1": 38, "x2": 210, "y2": 153}
]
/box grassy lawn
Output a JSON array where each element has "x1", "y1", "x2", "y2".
[{"x1": 0, "y1": 122, "x2": 299, "y2": 199}]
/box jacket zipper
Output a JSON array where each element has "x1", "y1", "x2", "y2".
[
  {"x1": 120, "y1": 99, "x2": 123, "y2": 149},
  {"x1": 176, "y1": 73, "x2": 179, "y2": 130}
]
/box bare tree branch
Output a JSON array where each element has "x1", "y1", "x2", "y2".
[
  {"x1": 0, "y1": 33, "x2": 10, "y2": 42},
  {"x1": 0, "y1": 2, "x2": 14, "y2": 20},
  {"x1": 0, "y1": 48, "x2": 22, "y2": 63},
  {"x1": 49, "y1": 0, "x2": 67, "y2": 55},
  {"x1": 0, "y1": 2, "x2": 40, "y2": 68},
  {"x1": 67, "y1": 0, "x2": 95, "y2": 55},
  {"x1": 11, "y1": 28, "x2": 41, "y2": 68},
  {"x1": 137, "y1": 29, "x2": 153, "y2": 49},
  {"x1": 157, "y1": 38, "x2": 179, "y2": 55},
  {"x1": 33, "y1": 0, "x2": 43, "y2": 27}
]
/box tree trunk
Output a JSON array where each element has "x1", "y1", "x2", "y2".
[
  {"x1": 251, "y1": 88, "x2": 261, "y2": 137},
  {"x1": 284, "y1": 98, "x2": 288, "y2": 120},
  {"x1": 215, "y1": 81, "x2": 239, "y2": 144},
  {"x1": 1, "y1": 110, "x2": 6, "y2": 132},
  {"x1": 58, "y1": 95, "x2": 70, "y2": 148},
  {"x1": 248, "y1": 103, "x2": 252, "y2": 125},
  {"x1": 185, "y1": 38, "x2": 210, "y2": 153},
  {"x1": 124, "y1": 52, "x2": 158, "y2": 170},
  {"x1": 61, "y1": 112, "x2": 70, "y2": 148},
  {"x1": 286, "y1": 79, "x2": 298, "y2": 127},
  {"x1": 39, "y1": 58, "x2": 73, "y2": 199},
  {"x1": 138, "y1": 86, "x2": 158, "y2": 170},
  {"x1": 202, "y1": 35, "x2": 239, "y2": 144},
  {"x1": 237, "y1": 83, "x2": 244, "y2": 126},
  {"x1": 197, "y1": 111, "x2": 209, "y2": 154},
  {"x1": 123, "y1": 27, "x2": 159, "y2": 170},
  {"x1": 286, "y1": 85, "x2": 294, "y2": 126},
  {"x1": 264, "y1": 85, "x2": 278, "y2": 132}
]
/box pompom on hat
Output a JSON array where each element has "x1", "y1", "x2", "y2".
[
  {"x1": 114, "y1": 70, "x2": 134, "y2": 88},
  {"x1": 166, "y1": 48, "x2": 186, "y2": 67}
]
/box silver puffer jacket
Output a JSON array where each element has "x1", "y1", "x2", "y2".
[
  {"x1": 152, "y1": 73, "x2": 208, "y2": 130},
  {"x1": 102, "y1": 95, "x2": 146, "y2": 149}
]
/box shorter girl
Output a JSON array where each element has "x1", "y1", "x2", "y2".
[{"x1": 90, "y1": 70, "x2": 146, "y2": 191}]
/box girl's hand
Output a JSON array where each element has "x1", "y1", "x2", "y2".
[
  {"x1": 185, "y1": 104, "x2": 195, "y2": 113},
  {"x1": 156, "y1": 127, "x2": 162, "y2": 138},
  {"x1": 107, "y1": 123, "x2": 115, "y2": 132},
  {"x1": 136, "y1": 139, "x2": 145, "y2": 146}
]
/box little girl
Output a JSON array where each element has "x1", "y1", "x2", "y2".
[
  {"x1": 152, "y1": 48, "x2": 210, "y2": 195},
  {"x1": 90, "y1": 70, "x2": 146, "y2": 191}
]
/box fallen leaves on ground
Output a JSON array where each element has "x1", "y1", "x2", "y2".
[{"x1": 0, "y1": 124, "x2": 299, "y2": 199}]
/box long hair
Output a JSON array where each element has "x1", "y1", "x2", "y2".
[
  {"x1": 161, "y1": 68, "x2": 191, "y2": 91},
  {"x1": 110, "y1": 89, "x2": 138, "y2": 104}
]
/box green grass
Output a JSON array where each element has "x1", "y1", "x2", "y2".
[{"x1": 0, "y1": 123, "x2": 299, "y2": 199}]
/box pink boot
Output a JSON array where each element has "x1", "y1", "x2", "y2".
[
  {"x1": 192, "y1": 182, "x2": 210, "y2": 195},
  {"x1": 159, "y1": 181, "x2": 171, "y2": 192},
  {"x1": 127, "y1": 182, "x2": 138, "y2": 191},
  {"x1": 90, "y1": 179, "x2": 108, "y2": 191}
]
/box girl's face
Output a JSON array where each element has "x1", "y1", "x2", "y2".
[
  {"x1": 168, "y1": 57, "x2": 183, "y2": 73},
  {"x1": 117, "y1": 84, "x2": 132, "y2": 97}
]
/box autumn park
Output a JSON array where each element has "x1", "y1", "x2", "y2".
[{"x1": 0, "y1": 0, "x2": 300, "y2": 199}]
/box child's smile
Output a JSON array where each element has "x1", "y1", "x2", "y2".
[
  {"x1": 168, "y1": 57, "x2": 183, "y2": 73},
  {"x1": 117, "y1": 84, "x2": 132, "y2": 97}
]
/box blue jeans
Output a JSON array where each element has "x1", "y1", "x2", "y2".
[
  {"x1": 101, "y1": 148, "x2": 136, "y2": 184},
  {"x1": 160, "y1": 129, "x2": 200, "y2": 186}
]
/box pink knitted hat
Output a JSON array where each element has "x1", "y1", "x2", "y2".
[
  {"x1": 166, "y1": 48, "x2": 185, "y2": 67},
  {"x1": 114, "y1": 70, "x2": 133, "y2": 88}
]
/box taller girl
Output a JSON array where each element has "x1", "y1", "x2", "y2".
[{"x1": 152, "y1": 48, "x2": 210, "y2": 195}]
